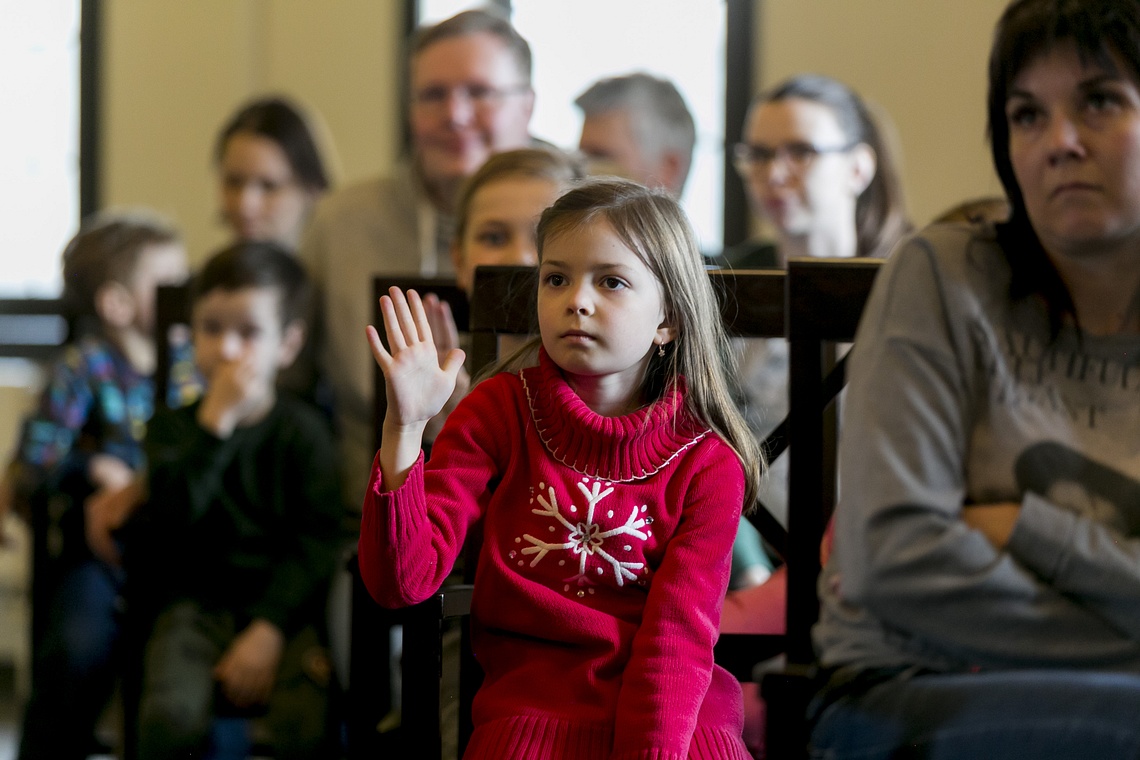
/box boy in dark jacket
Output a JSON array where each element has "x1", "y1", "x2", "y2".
[{"x1": 130, "y1": 242, "x2": 342, "y2": 759}]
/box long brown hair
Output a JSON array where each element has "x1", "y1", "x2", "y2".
[{"x1": 535, "y1": 178, "x2": 764, "y2": 509}]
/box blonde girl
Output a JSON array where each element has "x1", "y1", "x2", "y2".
[{"x1": 361, "y1": 178, "x2": 761, "y2": 759}]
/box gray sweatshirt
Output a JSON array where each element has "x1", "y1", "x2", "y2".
[{"x1": 815, "y1": 222, "x2": 1140, "y2": 673}]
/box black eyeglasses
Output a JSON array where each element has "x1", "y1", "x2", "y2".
[{"x1": 732, "y1": 140, "x2": 856, "y2": 175}]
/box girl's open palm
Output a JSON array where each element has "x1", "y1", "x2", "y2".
[{"x1": 367, "y1": 287, "x2": 466, "y2": 428}]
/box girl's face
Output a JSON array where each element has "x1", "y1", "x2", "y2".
[
  {"x1": 537, "y1": 220, "x2": 673, "y2": 413},
  {"x1": 1007, "y1": 43, "x2": 1140, "y2": 257},
  {"x1": 219, "y1": 132, "x2": 316, "y2": 248},
  {"x1": 741, "y1": 97, "x2": 870, "y2": 243},
  {"x1": 453, "y1": 175, "x2": 563, "y2": 294}
]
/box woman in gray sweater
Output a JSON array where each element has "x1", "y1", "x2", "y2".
[{"x1": 812, "y1": 0, "x2": 1140, "y2": 757}]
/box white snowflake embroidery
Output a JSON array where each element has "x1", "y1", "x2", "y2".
[{"x1": 519, "y1": 478, "x2": 649, "y2": 589}]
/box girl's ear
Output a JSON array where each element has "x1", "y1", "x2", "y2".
[
  {"x1": 848, "y1": 143, "x2": 877, "y2": 196},
  {"x1": 94, "y1": 281, "x2": 137, "y2": 330},
  {"x1": 655, "y1": 322, "x2": 677, "y2": 348},
  {"x1": 277, "y1": 319, "x2": 306, "y2": 369}
]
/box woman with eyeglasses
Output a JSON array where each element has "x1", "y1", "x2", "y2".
[
  {"x1": 215, "y1": 96, "x2": 332, "y2": 250},
  {"x1": 720, "y1": 75, "x2": 911, "y2": 758},
  {"x1": 727, "y1": 74, "x2": 910, "y2": 267}
]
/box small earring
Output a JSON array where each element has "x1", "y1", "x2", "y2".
[{"x1": 657, "y1": 344, "x2": 666, "y2": 358}]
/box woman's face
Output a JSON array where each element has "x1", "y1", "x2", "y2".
[
  {"x1": 452, "y1": 175, "x2": 563, "y2": 294},
  {"x1": 740, "y1": 97, "x2": 870, "y2": 243},
  {"x1": 219, "y1": 131, "x2": 316, "y2": 248},
  {"x1": 1007, "y1": 43, "x2": 1140, "y2": 257}
]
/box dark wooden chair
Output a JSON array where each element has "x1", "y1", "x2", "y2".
[
  {"x1": 387, "y1": 267, "x2": 529, "y2": 760},
  {"x1": 153, "y1": 284, "x2": 192, "y2": 411},
  {"x1": 761, "y1": 256, "x2": 881, "y2": 760},
  {"x1": 352, "y1": 276, "x2": 469, "y2": 759}
]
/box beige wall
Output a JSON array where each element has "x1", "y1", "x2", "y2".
[
  {"x1": 758, "y1": 0, "x2": 1009, "y2": 226},
  {"x1": 102, "y1": 0, "x2": 403, "y2": 266}
]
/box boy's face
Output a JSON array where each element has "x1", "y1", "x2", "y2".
[{"x1": 191, "y1": 285, "x2": 301, "y2": 393}]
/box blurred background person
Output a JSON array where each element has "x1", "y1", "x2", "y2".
[
  {"x1": 301, "y1": 8, "x2": 542, "y2": 511},
  {"x1": 575, "y1": 72, "x2": 696, "y2": 199},
  {"x1": 215, "y1": 96, "x2": 332, "y2": 250},
  {"x1": 813, "y1": 0, "x2": 1140, "y2": 755},
  {"x1": 10, "y1": 212, "x2": 189, "y2": 760},
  {"x1": 727, "y1": 73, "x2": 910, "y2": 268}
]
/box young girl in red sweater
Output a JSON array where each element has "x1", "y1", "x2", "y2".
[{"x1": 360, "y1": 178, "x2": 762, "y2": 759}]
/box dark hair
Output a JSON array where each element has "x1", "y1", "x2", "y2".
[
  {"x1": 756, "y1": 74, "x2": 911, "y2": 258},
  {"x1": 988, "y1": 0, "x2": 1140, "y2": 333},
  {"x1": 411, "y1": 8, "x2": 532, "y2": 84},
  {"x1": 62, "y1": 210, "x2": 181, "y2": 328},
  {"x1": 215, "y1": 97, "x2": 330, "y2": 192},
  {"x1": 192, "y1": 241, "x2": 311, "y2": 326}
]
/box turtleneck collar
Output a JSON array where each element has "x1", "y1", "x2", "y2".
[{"x1": 520, "y1": 348, "x2": 709, "y2": 483}]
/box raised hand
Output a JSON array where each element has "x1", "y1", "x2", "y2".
[
  {"x1": 367, "y1": 287, "x2": 466, "y2": 428},
  {"x1": 366, "y1": 288, "x2": 466, "y2": 489}
]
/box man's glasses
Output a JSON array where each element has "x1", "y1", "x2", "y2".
[
  {"x1": 411, "y1": 83, "x2": 531, "y2": 113},
  {"x1": 732, "y1": 140, "x2": 856, "y2": 176}
]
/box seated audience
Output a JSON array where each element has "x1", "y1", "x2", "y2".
[
  {"x1": 127, "y1": 243, "x2": 342, "y2": 759},
  {"x1": 575, "y1": 72, "x2": 696, "y2": 198},
  {"x1": 215, "y1": 96, "x2": 332, "y2": 250},
  {"x1": 3, "y1": 212, "x2": 189, "y2": 760},
  {"x1": 812, "y1": 0, "x2": 1140, "y2": 756}
]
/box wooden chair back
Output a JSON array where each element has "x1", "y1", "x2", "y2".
[
  {"x1": 762, "y1": 256, "x2": 881, "y2": 760},
  {"x1": 153, "y1": 284, "x2": 192, "y2": 410},
  {"x1": 347, "y1": 277, "x2": 468, "y2": 756}
]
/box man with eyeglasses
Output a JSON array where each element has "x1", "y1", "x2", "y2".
[{"x1": 300, "y1": 9, "x2": 538, "y2": 512}]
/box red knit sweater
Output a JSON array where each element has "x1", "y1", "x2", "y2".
[{"x1": 359, "y1": 350, "x2": 749, "y2": 760}]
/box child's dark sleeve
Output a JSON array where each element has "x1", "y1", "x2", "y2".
[
  {"x1": 246, "y1": 407, "x2": 344, "y2": 634},
  {"x1": 143, "y1": 403, "x2": 245, "y2": 528}
]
